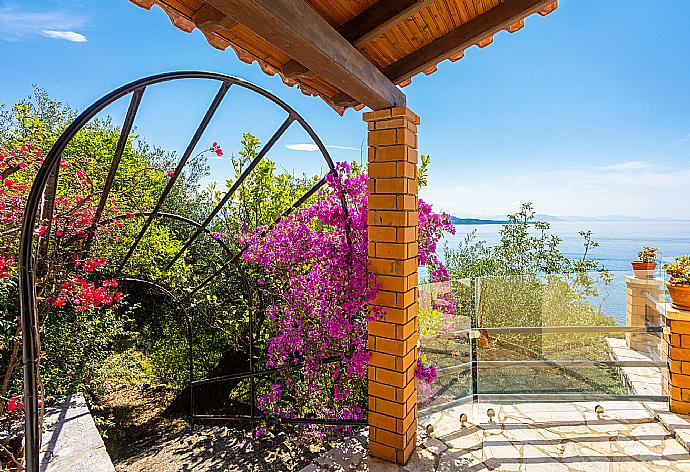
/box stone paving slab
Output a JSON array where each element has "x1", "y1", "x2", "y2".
[
  {"x1": 40, "y1": 393, "x2": 115, "y2": 472},
  {"x1": 605, "y1": 336, "x2": 690, "y2": 454},
  {"x1": 606, "y1": 338, "x2": 661, "y2": 396},
  {"x1": 301, "y1": 401, "x2": 690, "y2": 471}
]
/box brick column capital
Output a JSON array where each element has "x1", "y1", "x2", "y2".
[
  {"x1": 365, "y1": 106, "x2": 419, "y2": 465},
  {"x1": 363, "y1": 106, "x2": 420, "y2": 125}
]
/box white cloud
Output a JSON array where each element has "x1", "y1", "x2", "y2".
[
  {"x1": 286, "y1": 143, "x2": 360, "y2": 152},
  {"x1": 0, "y1": 6, "x2": 87, "y2": 42},
  {"x1": 42, "y1": 30, "x2": 86, "y2": 42},
  {"x1": 603, "y1": 160, "x2": 651, "y2": 171},
  {"x1": 672, "y1": 133, "x2": 690, "y2": 145},
  {"x1": 286, "y1": 144, "x2": 320, "y2": 152}
]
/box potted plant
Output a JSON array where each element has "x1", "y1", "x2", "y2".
[
  {"x1": 664, "y1": 255, "x2": 690, "y2": 311},
  {"x1": 632, "y1": 246, "x2": 658, "y2": 279}
]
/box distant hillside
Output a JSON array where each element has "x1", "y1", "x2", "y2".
[
  {"x1": 449, "y1": 217, "x2": 511, "y2": 225},
  {"x1": 452, "y1": 214, "x2": 685, "y2": 223}
]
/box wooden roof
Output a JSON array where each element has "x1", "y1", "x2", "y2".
[{"x1": 130, "y1": 0, "x2": 557, "y2": 114}]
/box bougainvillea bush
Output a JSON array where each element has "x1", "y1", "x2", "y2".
[
  {"x1": 1, "y1": 90, "x2": 458, "y2": 448},
  {"x1": 242, "y1": 162, "x2": 454, "y2": 428}
]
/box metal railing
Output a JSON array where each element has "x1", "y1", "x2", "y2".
[{"x1": 418, "y1": 276, "x2": 669, "y2": 419}]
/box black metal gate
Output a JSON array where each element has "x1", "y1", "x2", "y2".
[{"x1": 18, "y1": 71, "x2": 365, "y2": 472}]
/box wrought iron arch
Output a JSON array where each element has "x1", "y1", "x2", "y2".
[{"x1": 18, "y1": 71, "x2": 355, "y2": 472}]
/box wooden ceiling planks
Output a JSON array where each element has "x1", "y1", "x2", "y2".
[{"x1": 130, "y1": 0, "x2": 557, "y2": 113}]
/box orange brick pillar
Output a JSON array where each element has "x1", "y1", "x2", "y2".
[
  {"x1": 662, "y1": 305, "x2": 690, "y2": 414},
  {"x1": 625, "y1": 275, "x2": 663, "y2": 354},
  {"x1": 364, "y1": 107, "x2": 419, "y2": 465}
]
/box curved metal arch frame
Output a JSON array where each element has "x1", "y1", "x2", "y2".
[
  {"x1": 18, "y1": 71, "x2": 355, "y2": 472},
  {"x1": 97, "y1": 211, "x2": 235, "y2": 256}
]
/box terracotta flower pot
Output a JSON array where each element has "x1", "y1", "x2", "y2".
[
  {"x1": 631, "y1": 261, "x2": 657, "y2": 279},
  {"x1": 667, "y1": 282, "x2": 690, "y2": 311}
]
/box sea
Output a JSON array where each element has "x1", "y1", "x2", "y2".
[{"x1": 435, "y1": 221, "x2": 690, "y2": 325}]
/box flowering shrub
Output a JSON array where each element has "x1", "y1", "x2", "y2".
[
  {"x1": 637, "y1": 246, "x2": 658, "y2": 263},
  {"x1": 0, "y1": 142, "x2": 128, "y2": 403},
  {"x1": 243, "y1": 162, "x2": 453, "y2": 426},
  {"x1": 0, "y1": 91, "x2": 222, "y2": 405},
  {"x1": 665, "y1": 255, "x2": 690, "y2": 286}
]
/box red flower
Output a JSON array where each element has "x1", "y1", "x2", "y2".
[
  {"x1": 167, "y1": 171, "x2": 175, "y2": 177},
  {"x1": 33, "y1": 225, "x2": 48, "y2": 237},
  {"x1": 211, "y1": 141, "x2": 223, "y2": 157},
  {"x1": 7, "y1": 396, "x2": 24, "y2": 412},
  {"x1": 125, "y1": 212, "x2": 135, "y2": 218},
  {"x1": 53, "y1": 297, "x2": 67, "y2": 307}
]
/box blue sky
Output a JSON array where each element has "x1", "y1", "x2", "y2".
[{"x1": 1, "y1": 0, "x2": 690, "y2": 219}]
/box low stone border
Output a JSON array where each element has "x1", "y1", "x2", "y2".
[
  {"x1": 40, "y1": 393, "x2": 115, "y2": 472},
  {"x1": 606, "y1": 337, "x2": 662, "y2": 397}
]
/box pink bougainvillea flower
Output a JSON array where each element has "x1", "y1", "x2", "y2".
[{"x1": 416, "y1": 360, "x2": 437, "y2": 385}]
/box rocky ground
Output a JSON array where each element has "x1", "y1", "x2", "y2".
[{"x1": 100, "y1": 385, "x2": 360, "y2": 472}]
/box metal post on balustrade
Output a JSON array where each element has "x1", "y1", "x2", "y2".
[{"x1": 470, "y1": 278, "x2": 479, "y2": 401}]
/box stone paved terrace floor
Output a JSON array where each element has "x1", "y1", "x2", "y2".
[{"x1": 301, "y1": 401, "x2": 690, "y2": 471}]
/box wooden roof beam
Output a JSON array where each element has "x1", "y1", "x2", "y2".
[
  {"x1": 280, "y1": 0, "x2": 432, "y2": 81},
  {"x1": 382, "y1": 0, "x2": 557, "y2": 84},
  {"x1": 339, "y1": 0, "x2": 433, "y2": 47},
  {"x1": 192, "y1": 4, "x2": 238, "y2": 33},
  {"x1": 207, "y1": 0, "x2": 406, "y2": 110}
]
